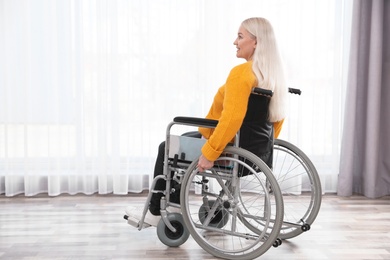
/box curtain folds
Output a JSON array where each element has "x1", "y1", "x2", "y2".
[
  {"x1": 338, "y1": 0, "x2": 390, "y2": 198},
  {"x1": 1, "y1": 0, "x2": 349, "y2": 196}
]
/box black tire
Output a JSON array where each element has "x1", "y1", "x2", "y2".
[
  {"x1": 198, "y1": 199, "x2": 229, "y2": 228},
  {"x1": 156, "y1": 213, "x2": 189, "y2": 247}
]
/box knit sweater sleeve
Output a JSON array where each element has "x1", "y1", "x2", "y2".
[{"x1": 200, "y1": 62, "x2": 256, "y2": 161}]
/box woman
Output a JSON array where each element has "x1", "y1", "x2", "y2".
[
  {"x1": 197, "y1": 17, "x2": 287, "y2": 172},
  {"x1": 128, "y1": 17, "x2": 287, "y2": 223}
]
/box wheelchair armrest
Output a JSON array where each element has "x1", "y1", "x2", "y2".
[{"x1": 174, "y1": 116, "x2": 218, "y2": 128}]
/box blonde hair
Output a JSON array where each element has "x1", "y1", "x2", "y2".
[{"x1": 241, "y1": 17, "x2": 287, "y2": 122}]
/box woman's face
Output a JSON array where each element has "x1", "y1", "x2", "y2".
[{"x1": 233, "y1": 26, "x2": 257, "y2": 61}]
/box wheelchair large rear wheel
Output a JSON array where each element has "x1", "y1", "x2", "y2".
[
  {"x1": 273, "y1": 139, "x2": 322, "y2": 239},
  {"x1": 180, "y1": 146, "x2": 284, "y2": 260}
]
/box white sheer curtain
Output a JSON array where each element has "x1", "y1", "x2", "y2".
[{"x1": 0, "y1": 0, "x2": 351, "y2": 196}]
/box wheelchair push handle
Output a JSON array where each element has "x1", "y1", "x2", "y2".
[
  {"x1": 252, "y1": 87, "x2": 302, "y2": 96},
  {"x1": 288, "y1": 88, "x2": 301, "y2": 95}
]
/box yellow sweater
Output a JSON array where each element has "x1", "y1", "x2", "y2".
[{"x1": 199, "y1": 61, "x2": 283, "y2": 161}]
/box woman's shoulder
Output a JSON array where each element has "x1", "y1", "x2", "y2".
[
  {"x1": 228, "y1": 61, "x2": 254, "y2": 80},
  {"x1": 233, "y1": 61, "x2": 252, "y2": 69},
  {"x1": 231, "y1": 61, "x2": 252, "y2": 72}
]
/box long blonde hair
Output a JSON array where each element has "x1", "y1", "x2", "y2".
[{"x1": 241, "y1": 17, "x2": 287, "y2": 122}]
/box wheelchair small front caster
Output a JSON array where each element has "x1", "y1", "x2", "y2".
[
  {"x1": 272, "y1": 238, "x2": 282, "y2": 248},
  {"x1": 198, "y1": 200, "x2": 229, "y2": 228},
  {"x1": 157, "y1": 213, "x2": 189, "y2": 247}
]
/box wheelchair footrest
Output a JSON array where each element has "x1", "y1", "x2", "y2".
[{"x1": 124, "y1": 214, "x2": 152, "y2": 229}]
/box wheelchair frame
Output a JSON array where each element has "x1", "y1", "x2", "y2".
[{"x1": 124, "y1": 87, "x2": 322, "y2": 259}]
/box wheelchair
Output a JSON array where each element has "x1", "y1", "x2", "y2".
[{"x1": 124, "y1": 88, "x2": 321, "y2": 259}]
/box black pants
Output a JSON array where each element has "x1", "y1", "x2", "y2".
[
  {"x1": 149, "y1": 141, "x2": 181, "y2": 215},
  {"x1": 149, "y1": 132, "x2": 201, "y2": 215}
]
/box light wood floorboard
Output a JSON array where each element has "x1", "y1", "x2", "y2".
[{"x1": 0, "y1": 193, "x2": 389, "y2": 260}]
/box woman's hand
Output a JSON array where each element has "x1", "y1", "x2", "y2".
[{"x1": 197, "y1": 154, "x2": 214, "y2": 172}]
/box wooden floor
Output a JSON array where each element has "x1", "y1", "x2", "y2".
[{"x1": 0, "y1": 193, "x2": 389, "y2": 260}]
